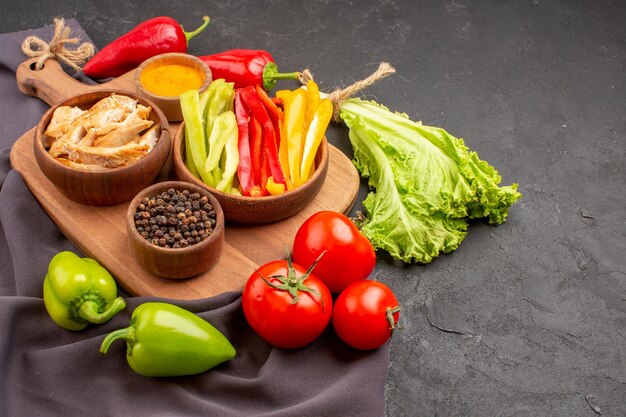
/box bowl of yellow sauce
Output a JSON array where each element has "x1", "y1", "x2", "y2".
[{"x1": 135, "y1": 53, "x2": 212, "y2": 122}]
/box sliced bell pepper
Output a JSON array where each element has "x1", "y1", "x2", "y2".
[
  {"x1": 203, "y1": 79, "x2": 235, "y2": 144},
  {"x1": 277, "y1": 88, "x2": 306, "y2": 187},
  {"x1": 184, "y1": 129, "x2": 200, "y2": 178},
  {"x1": 260, "y1": 129, "x2": 271, "y2": 195},
  {"x1": 202, "y1": 79, "x2": 234, "y2": 185},
  {"x1": 206, "y1": 111, "x2": 236, "y2": 173},
  {"x1": 216, "y1": 112, "x2": 240, "y2": 193},
  {"x1": 248, "y1": 115, "x2": 270, "y2": 196},
  {"x1": 43, "y1": 251, "x2": 126, "y2": 331},
  {"x1": 266, "y1": 176, "x2": 285, "y2": 195},
  {"x1": 303, "y1": 79, "x2": 320, "y2": 132},
  {"x1": 274, "y1": 91, "x2": 292, "y2": 190},
  {"x1": 301, "y1": 80, "x2": 322, "y2": 180},
  {"x1": 255, "y1": 86, "x2": 281, "y2": 133},
  {"x1": 192, "y1": 87, "x2": 213, "y2": 178},
  {"x1": 300, "y1": 98, "x2": 332, "y2": 182},
  {"x1": 248, "y1": 115, "x2": 263, "y2": 188},
  {"x1": 239, "y1": 86, "x2": 286, "y2": 186},
  {"x1": 277, "y1": 115, "x2": 292, "y2": 190},
  {"x1": 256, "y1": 86, "x2": 290, "y2": 190},
  {"x1": 234, "y1": 89, "x2": 256, "y2": 196},
  {"x1": 199, "y1": 85, "x2": 213, "y2": 116},
  {"x1": 180, "y1": 89, "x2": 215, "y2": 186}
]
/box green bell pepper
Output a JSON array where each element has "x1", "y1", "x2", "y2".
[
  {"x1": 43, "y1": 251, "x2": 126, "y2": 331},
  {"x1": 206, "y1": 110, "x2": 237, "y2": 172},
  {"x1": 181, "y1": 89, "x2": 214, "y2": 186},
  {"x1": 99, "y1": 302, "x2": 236, "y2": 377},
  {"x1": 215, "y1": 111, "x2": 240, "y2": 193},
  {"x1": 203, "y1": 79, "x2": 234, "y2": 138},
  {"x1": 182, "y1": 80, "x2": 236, "y2": 190}
]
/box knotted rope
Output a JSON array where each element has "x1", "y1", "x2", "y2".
[
  {"x1": 21, "y1": 17, "x2": 94, "y2": 71},
  {"x1": 299, "y1": 62, "x2": 396, "y2": 121}
]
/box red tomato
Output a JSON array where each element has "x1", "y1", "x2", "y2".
[
  {"x1": 332, "y1": 280, "x2": 400, "y2": 350},
  {"x1": 293, "y1": 211, "x2": 376, "y2": 293},
  {"x1": 242, "y1": 258, "x2": 332, "y2": 349}
]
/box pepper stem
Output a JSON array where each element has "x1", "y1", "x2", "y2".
[
  {"x1": 262, "y1": 62, "x2": 301, "y2": 91},
  {"x1": 183, "y1": 16, "x2": 211, "y2": 43},
  {"x1": 100, "y1": 325, "x2": 136, "y2": 355},
  {"x1": 79, "y1": 296, "x2": 126, "y2": 324},
  {"x1": 269, "y1": 71, "x2": 301, "y2": 81}
]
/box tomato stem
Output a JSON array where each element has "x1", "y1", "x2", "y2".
[
  {"x1": 386, "y1": 306, "x2": 400, "y2": 330},
  {"x1": 351, "y1": 211, "x2": 367, "y2": 229},
  {"x1": 256, "y1": 270, "x2": 281, "y2": 289},
  {"x1": 254, "y1": 249, "x2": 326, "y2": 308}
]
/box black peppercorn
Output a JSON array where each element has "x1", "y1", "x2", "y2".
[{"x1": 133, "y1": 188, "x2": 216, "y2": 249}]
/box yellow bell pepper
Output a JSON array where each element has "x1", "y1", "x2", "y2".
[
  {"x1": 303, "y1": 79, "x2": 320, "y2": 134},
  {"x1": 266, "y1": 176, "x2": 286, "y2": 195},
  {"x1": 300, "y1": 98, "x2": 332, "y2": 183},
  {"x1": 302, "y1": 80, "x2": 323, "y2": 181},
  {"x1": 277, "y1": 88, "x2": 306, "y2": 187}
]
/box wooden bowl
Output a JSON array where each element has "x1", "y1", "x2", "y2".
[
  {"x1": 172, "y1": 122, "x2": 330, "y2": 224},
  {"x1": 34, "y1": 90, "x2": 171, "y2": 206},
  {"x1": 126, "y1": 181, "x2": 225, "y2": 279},
  {"x1": 135, "y1": 53, "x2": 212, "y2": 122}
]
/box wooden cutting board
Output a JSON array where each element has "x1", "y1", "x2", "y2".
[{"x1": 10, "y1": 57, "x2": 360, "y2": 300}]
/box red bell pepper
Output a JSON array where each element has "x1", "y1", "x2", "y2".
[
  {"x1": 256, "y1": 86, "x2": 289, "y2": 188},
  {"x1": 252, "y1": 117, "x2": 271, "y2": 196},
  {"x1": 260, "y1": 142, "x2": 271, "y2": 195},
  {"x1": 248, "y1": 116, "x2": 264, "y2": 190},
  {"x1": 233, "y1": 90, "x2": 256, "y2": 196},
  {"x1": 83, "y1": 16, "x2": 210, "y2": 78},
  {"x1": 255, "y1": 86, "x2": 282, "y2": 136},
  {"x1": 199, "y1": 49, "x2": 299, "y2": 91},
  {"x1": 239, "y1": 86, "x2": 286, "y2": 186}
]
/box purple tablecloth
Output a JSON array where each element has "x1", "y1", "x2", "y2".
[{"x1": 0, "y1": 20, "x2": 389, "y2": 417}]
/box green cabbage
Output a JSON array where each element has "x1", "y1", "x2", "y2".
[{"x1": 339, "y1": 98, "x2": 521, "y2": 263}]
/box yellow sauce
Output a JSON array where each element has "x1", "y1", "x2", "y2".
[{"x1": 140, "y1": 64, "x2": 204, "y2": 97}]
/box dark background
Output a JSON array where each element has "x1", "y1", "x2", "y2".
[{"x1": 2, "y1": 0, "x2": 625, "y2": 416}]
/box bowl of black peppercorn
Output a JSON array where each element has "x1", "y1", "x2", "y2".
[{"x1": 126, "y1": 180, "x2": 225, "y2": 279}]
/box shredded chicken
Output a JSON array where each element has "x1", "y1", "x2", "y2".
[
  {"x1": 55, "y1": 157, "x2": 110, "y2": 172},
  {"x1": 48, "y1": 124, "x2": 86, "y2": 157},
  {"x1": 44, "y1": 106, "x2": 86, "y2": 146},
  {"x1": 135, "y1": 125, "x2": 159, "y2": 151},
  {"x1": 65, "y1": 125, "x2": 161, "y2": 168},
  {"x1": 43, "y1": 94, "x2": 158, "y2": 170},
  {"x1": 67, "y1": 142, "x2": 150, "y2": 168},
  {"x1": 93, "y1": 108, "x2": 153, "y2": 148}
]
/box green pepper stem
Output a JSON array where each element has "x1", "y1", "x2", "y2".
[
  {"x1": 79, "y1": 297, "x2": 126, "y2": 324},
  {"x1": 100, "y1": 326, "x2": 136, "y2": 355},
  {"x1": 268, "y1": 71, "x2": 301, "y2": 81},
  {"x1": 262, "y1": 62, "x2": 301, "y2": 91},
  {"x1": 184, "y1": 16, "x2": 210, "y2": 42}
]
